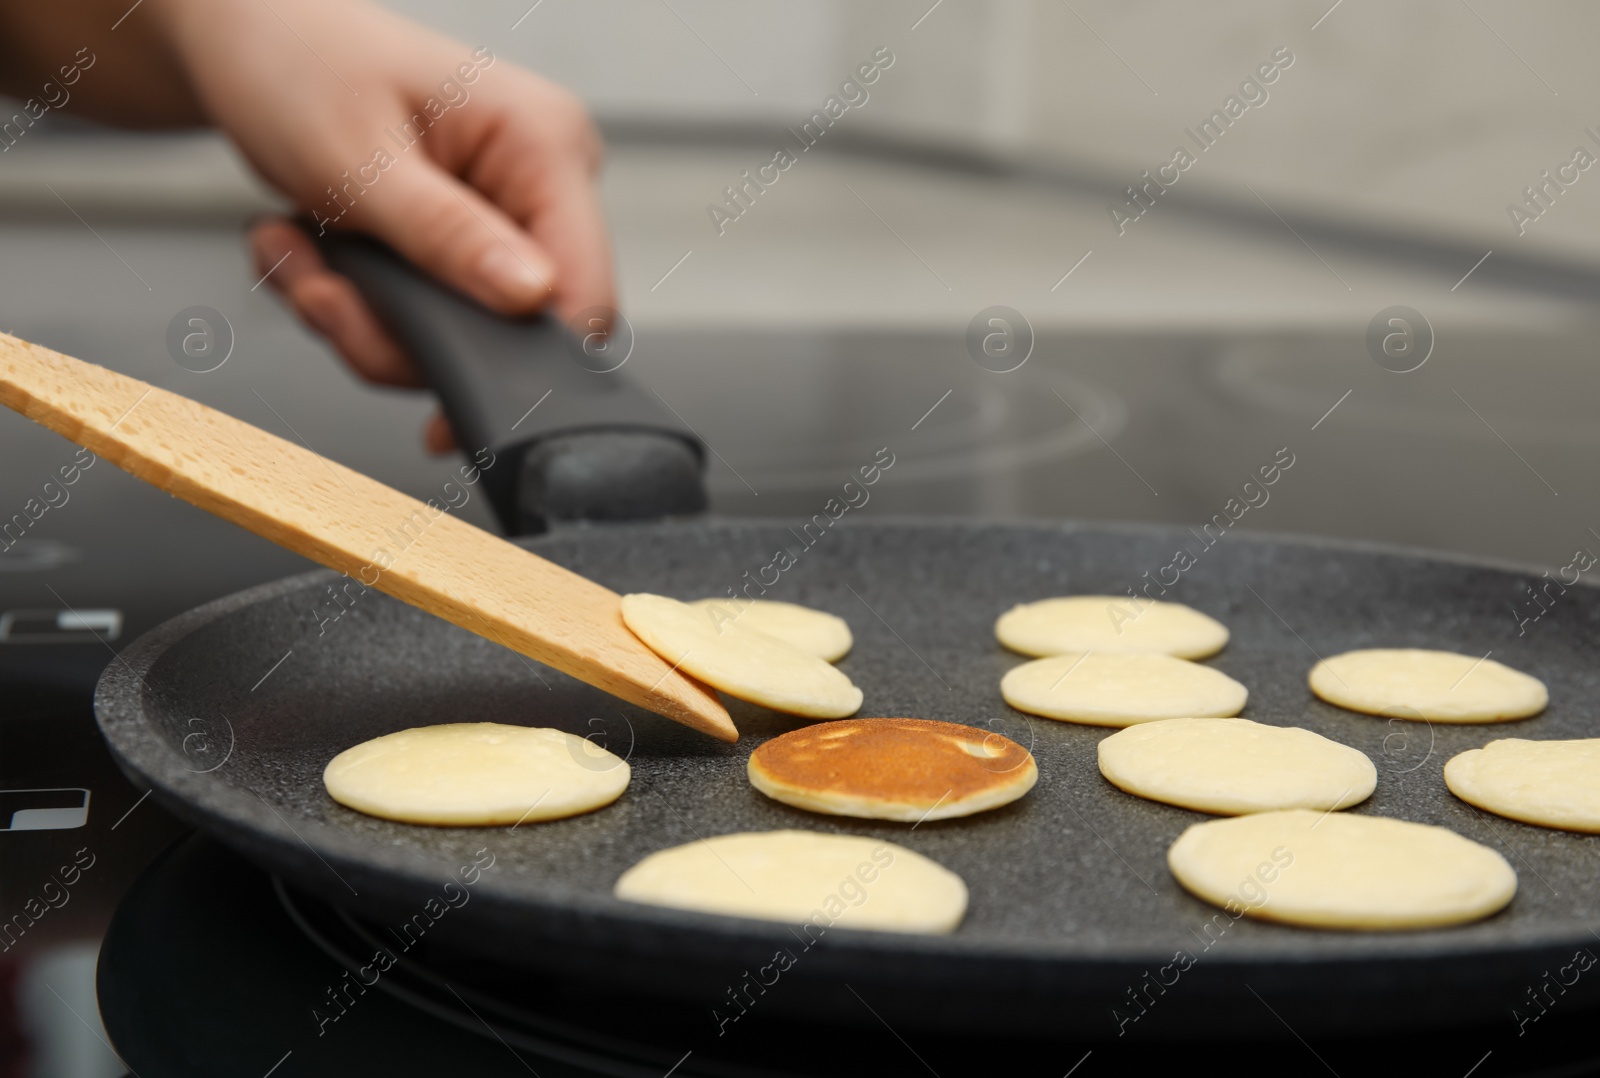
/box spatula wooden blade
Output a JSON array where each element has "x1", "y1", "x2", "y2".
[{"x1": 0, "y1": 332, "x2": 737, "y2": 742}]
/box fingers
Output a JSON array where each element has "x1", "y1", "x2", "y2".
[
  {"x1": 493, "y1": 87, "x2": 616, "y2": 322},
  {"x1": 249, "y1": 218, "x2": 424, "y2": 388},
  {"x1": 528, "y1": 162, "x2": 616, "y2": 324},
  {"x1": 254, "y1": 218, "x2": 465, "y2": 455},
  {"x1": 349, "y1": 160, "x2": 558, "y2": 316}
]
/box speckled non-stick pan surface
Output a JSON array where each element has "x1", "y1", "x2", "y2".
[{"x1": 94, "y1": 521, "x2": 1600, "y2": 1040}]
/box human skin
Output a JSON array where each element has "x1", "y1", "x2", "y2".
[{"x1": 0, "y1": 0, "x2": 615, "y2": 451}]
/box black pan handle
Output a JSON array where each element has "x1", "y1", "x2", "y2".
[{"x1": 308, "y1": 228, "x2": 708, "y2": 535}]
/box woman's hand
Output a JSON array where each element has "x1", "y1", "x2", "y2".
[{"x1": 146, "y1": 0, "x2": 616, "y2": 450}]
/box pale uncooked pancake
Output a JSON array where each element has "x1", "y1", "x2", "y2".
[
  {"x1": 323, "y1": 723, "x2": 629, "y2": 826},
  {"x1": 1098, "y1": 718, "x2": 1375, "y2": 815},
  {"x1": 995, "y1": 596, "x2": 1228, "y2": 659},
  {"x1": 621, "y1": 594, "x2": 862, "y2": 719},
  {"x1": 1309, "y1": 649, "x2": 1546, "y2": 723},
  {"x1": 614, "y1": 830, "x2": 967, "y2": 933},
  {"x1": 748, "y1": 718, "x2": 1037, "y2": 822},
  {"x1": 1444, "y1": 738, "x2": 1600, "y2": 833},
  {"x1": 1000, "y1": 652, "x2": 1247, "y2": 726},
  {"x1": 691, "y1": 598, "x2": 852, "y2": 662},
  {"x1": 1168, "y1": 809, "x2": 1516, "y2": 930}
]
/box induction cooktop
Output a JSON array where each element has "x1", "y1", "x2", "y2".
[{"x1": 6, "y1": 318, "x2": 1600, "y2": 1075}]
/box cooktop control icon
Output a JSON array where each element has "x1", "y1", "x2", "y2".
[
  {"x1": 0, "y1": 788, "x2": 90, "y2": 831},
  {"x1": 0, "y1": 608, "x2": 122, "y2": 644}
]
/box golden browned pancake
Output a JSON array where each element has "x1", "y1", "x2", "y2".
[{"x1": 747, "y1": 718, "x2": 1037, "y2": 822}]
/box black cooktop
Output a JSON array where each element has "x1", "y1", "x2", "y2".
[{"x1": 7, "y1": 321, "x2": 1600, "y2": 1074}]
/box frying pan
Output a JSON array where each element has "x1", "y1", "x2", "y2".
[
  {"x1": 96, "y1": 518, "x2": 1600, "y2": 1042},
  {"x1": 94, "y1": 238, "x2": 1600, "y2": 1044}
]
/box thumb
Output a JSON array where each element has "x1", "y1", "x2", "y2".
[{"x1": 339, "y1": 155, "x2": 557, "y2": 314}]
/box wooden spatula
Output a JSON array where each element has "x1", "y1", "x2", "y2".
[{"x1": 0, "y1": 331, "x2": 737, "y2": 742}]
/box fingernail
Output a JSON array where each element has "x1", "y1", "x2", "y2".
[{"x1": 477, "y1": 246, "x2": 552, "y2": 303}]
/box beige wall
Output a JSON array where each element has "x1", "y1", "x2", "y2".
[{"x1": 1005, "y1": 1, "x2": 1600, "y2": 265}]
